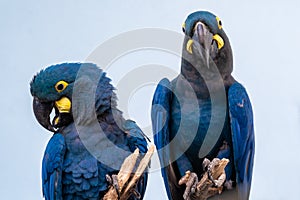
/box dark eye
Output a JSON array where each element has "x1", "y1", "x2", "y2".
[
  {"x1": 57, "y1": 84, "x2": 64, "y2": 91},
  {"x1": 55, "y1": 80, "x2": 68, "y2": 92},
  {"x1": 216, "y1": 16, "x2": 222, "y2": 30}
]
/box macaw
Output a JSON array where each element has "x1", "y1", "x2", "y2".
[
  {"x1": 152, "y1": 11, "x2": 254, "y2": 200},
  {"x1": 30, "y1": 63, "x2": 149, "y2": 200}
]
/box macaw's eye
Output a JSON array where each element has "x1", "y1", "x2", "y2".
[
  {"x1": 182, "y1": 22, "x2": 186, "y2": 33},
  {"x1": 216, "y1": 16, "x2": 222, "y2": 30},
  {"x1": 55, "y1": 80, "x2": 68, "y2": 93}
]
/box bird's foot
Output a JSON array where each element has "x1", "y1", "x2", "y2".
[
  {"x1": 203, "y1": 158, "x2": 228, "y2": 190},
  {"x1": 106, "y1": 174, "x2": 121, "y2": 199},
  {"x1": 179, "y1": 171, "x2": 199, "y2": 200},
  {"x1": 179, "y1": 158, "x2": 229, "y2": 200},
  {"x1": 206, "y1": 158, "x2": 226, "y2": 188}
]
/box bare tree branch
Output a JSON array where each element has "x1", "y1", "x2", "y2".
[{"x1": 103, "y1": 145, "x2": 155, "y2": 200}]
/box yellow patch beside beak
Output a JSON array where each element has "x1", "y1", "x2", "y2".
[
  {"x1": 186, "y1": 39, "x2": 194, "y2": 54},
  {"x1": 213, "y1": 34, "x2": 224, "y2": 50},
  {"x1": 55, "y1": 97, "x2": 71, "y2": 113}
]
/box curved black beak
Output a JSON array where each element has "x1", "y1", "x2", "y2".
[
  {"x1": 194, "y1": 22, "x2": 213, "y2": 49},
  {"x1": 33, "y1": 97, "x2": 55, "y2": 132},
  {"x1": 191, "y1": 22, "x2": 221, "y2": 67},
  {"x1": 193, "y1": 22, "x2": 213, "y2": 65}
]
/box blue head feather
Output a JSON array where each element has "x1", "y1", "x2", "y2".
[
  {"x1": 30, "y1": 63, "x2": 82, "y2": 101},
  {"x1": 184, "y1": 11, "x2": 223, "y2": 37}
]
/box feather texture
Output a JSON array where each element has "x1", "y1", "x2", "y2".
[
  {"x1": 152, "y1": 11, "x2": 254, "y2": 200},
  {"x1": 32, "y1": 63, "x2": 149, "y2": 199}
]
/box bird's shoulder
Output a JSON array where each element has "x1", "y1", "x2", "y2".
[
  {"x1": 122, "y1": 119, "x2": 148, "y2": 153},
  {"x1": 228, "y1": 82, "x2": 253, "y2": 119},
  {"x1": 43, "y1": 133, "x2": 66, "y2": 174}
]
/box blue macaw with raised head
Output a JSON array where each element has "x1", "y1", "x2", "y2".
[
  {"x1": 30, "y1": 63, "x2": 149, "y2": 199},
  {"x1": 152, "y1": 11, "x2": 254, "y2": 199}
]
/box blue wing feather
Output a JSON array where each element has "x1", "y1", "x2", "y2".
[
  {"x1": 228, "y1": 82, "x2": 255, "y2": 199},
  {"x1": 123, "y1": 119, "x2": 149, "y2": 153},
  {"x1": 123, "y1": 119, "x2": 149, "y2": 198},
  {"x1": 42, "y1": 133, "x2": 66, "y2": 200},
  {"x1": 151, "y1": 78, "x2": 175, "y2": 199}
]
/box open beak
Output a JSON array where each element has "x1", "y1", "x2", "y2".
[
  {"x1": 33, "y1": 97, "x2": 55, "y2": 132},
  {"x1": 33, "y1": 97, "x2": 72, "y2": 132}
]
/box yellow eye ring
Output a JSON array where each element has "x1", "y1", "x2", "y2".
[
  {"x1": 216, "y1": 16, "x2": 222, "y2": 30},
  {"x1": 55, "y1": 80, "x2": 68, "y2": 93}
]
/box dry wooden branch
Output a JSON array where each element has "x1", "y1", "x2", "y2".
[
  {"x1": 103, "y1": 148, "x2": 139, "y2": 200},
  {"x1": 103, "y1": 145, "x2": 155, "y2": 200},
  {"x1": 120, "y1": 145, "x2": 155, "y2": 200},
  {"x1": 179, "y1": 158, "x2": 229, "y2": 200}
]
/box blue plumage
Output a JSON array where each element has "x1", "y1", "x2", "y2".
[
  {"x1": 42, "y1": 133, "x2": 65, "y2": 200},
  {"x1": 228, "y1": 83, "x2": 255, "y2": 198},
  {"x1": 152, "y1": 11, "x2": 254, "y2": 200},
  {"x1": 31, "y1": 63, "x2": 149, "y2": 199}
]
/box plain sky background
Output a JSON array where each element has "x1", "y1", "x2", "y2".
[{"x1": 1, "y1": 0, "x2": 300, "y2": 199}]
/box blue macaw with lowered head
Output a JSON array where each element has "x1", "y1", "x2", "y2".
[
  {"x1": 30, "y1": 63, "x2": 149, "y2": 200},
  {"x1": 152, "y1": 11, "x2": 255, "y2": 200}
]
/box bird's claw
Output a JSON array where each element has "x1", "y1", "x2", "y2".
[
  {"x1": 202, "y1": 158, "x2": 210, "y2": 171},
  {"x1": 179, "y1": 158, "x2": 228, "y2": 199},
  {"x1": 179, "y1": 171, "x2": 199, "y2": 200},
  {"x1": 106, "y1": 174, "x2": 121, "y2": 199},
  {"x1": 205, "y1": 158, "x2": 227, "y2": 188},
  {"x1": 207, "y1": 169, "x2": 216, "y2": 186}
]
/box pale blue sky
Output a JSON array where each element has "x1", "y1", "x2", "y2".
[{"x1": 1, "y1": 0, "x2": 300, "y2": 199}]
